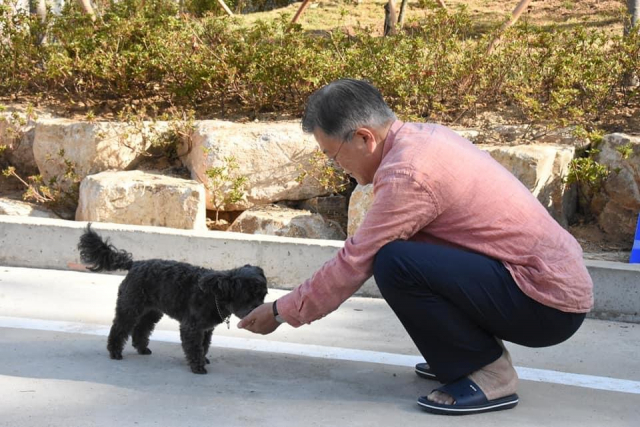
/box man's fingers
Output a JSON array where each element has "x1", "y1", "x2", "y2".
[
  {"x1": 238, "y1": 315, "x2": 254, "y2": 329},
  {"x1": 237, "y1": 303, "x2": 275, "y2": 333}
]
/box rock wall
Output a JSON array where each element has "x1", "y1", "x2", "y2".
[{"x1": 2, "y1": 111, "x2": 638, "y2": 247}]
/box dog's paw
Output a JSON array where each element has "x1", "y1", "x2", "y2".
[
  {"x1": 190, "y1": 365, "x2": 207, "y2": 374},
  {"x1": 109, "y1": 352, "x2": 123, "y2": 360},
  {"x1": 137, "y1": 348, "x2": 152, "y2": 355},
  {"x1": 204, "y1": 357, "x2": 210, "y2": 364}
]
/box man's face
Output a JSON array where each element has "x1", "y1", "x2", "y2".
[{"x1": 313, "y1": 128, "x2": 375, "y2": 185}]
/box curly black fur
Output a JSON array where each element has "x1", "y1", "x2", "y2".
[{"x1": 78, "y1": 223, "x2": 268, "y2": 374}]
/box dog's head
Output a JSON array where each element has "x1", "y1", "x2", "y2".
[{"x1": 201, "y1": 264, "x2": 268, "y2": 319}]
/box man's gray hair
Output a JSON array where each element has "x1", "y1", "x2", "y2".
[{"x1": 301, "y1": 79, "x2": 396, "y2": 141}]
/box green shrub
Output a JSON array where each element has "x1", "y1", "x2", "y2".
[
  {"x1": 296, "y1": 150, "x2": 350, "y2": 195},
  {"x1": 204, "y1": 155, "x2": 249, "y2": 221},
  {"x1": 0, "y1": 3, "x2": 638, "y2": 127}
]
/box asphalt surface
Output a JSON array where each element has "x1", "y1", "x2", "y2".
[{"x1": 0, "y1": 266, "x2": 638, "y2": 427}]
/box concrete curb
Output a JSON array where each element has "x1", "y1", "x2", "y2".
[
  {"x1": 1, "y1": 216, "x2": 638, "y2": 323},
  {"x1": 582, "y1": 260, "x2": 640, "y2": 323}
]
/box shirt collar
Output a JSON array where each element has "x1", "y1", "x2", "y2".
[{"x1": 382, "y1": 119, "x2": 404, "y2": 161}]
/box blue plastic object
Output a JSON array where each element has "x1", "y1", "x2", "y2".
[{"x1": 630, "y1": 213, "x2": 640, "y2": 264}]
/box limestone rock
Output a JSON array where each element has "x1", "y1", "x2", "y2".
[
  {"x1": 182, "y1": 120, "x2": 330, "y2": 211},
  {"x1": 32, "y1": 119, "x2": 162, "y2": 191},
  {"x1": 532, "y1": 126, "x2": 589, "y2": 148},
  {"x1": 299, "y1": 194, "x2": 349, "y2": 233},
  {"x1": 479, "y1": 144, "x2": 577, "y2": 228},
  {"x1": 451, "y1": 128, "x2": 480, "y2": 142},
  {"x1": 590, "y1": 133, "x2": 640, "y2": 244},
  {"x1": 0, "y1": 112, "x2": 39, "y2": 176},
  {"x1": 470, "y1": 123, "x2": 588, "y2": 147},
  {"x1": 76, "y1": 170, "x2": 206, "y2": 230},
  {"x1": 347, "y1": 184, "x2": 374, "y2": 236},
  {"x1": 0, "y1": 197, "x2": 59, "y2": 219},
  {"x1": 229, "y1": 205, "x2": 346, "y2": 240},
  {"x1": 0, "y1": 174, "x2": 22, "y2": 193}
]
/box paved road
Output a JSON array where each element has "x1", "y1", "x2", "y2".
[{"x1": 0, "y1": 266, "x2": 638, "y2": 427}]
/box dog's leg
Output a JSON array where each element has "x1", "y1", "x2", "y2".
[
  {"x1": 202, "y1": 329, "x2": 214, "y2": 364},
  {"x1": 132, "y1": 310, "x2": 163, "y2": 355},
  {"x1": 107, "y1": 286, "x2": 146, "y2": 360},
  {"x1": 107, "y1": 307, "x2": 139, "y2": 360},
  {"x1": 179, "y1": 323, "x2": 207, "y2": 374}
]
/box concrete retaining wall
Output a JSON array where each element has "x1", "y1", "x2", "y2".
[
  {"x1": 0, "y1": 216, "x2": 379, "y2": 294},
  {"x1": 584, "y1": 260, "x2": 640, "y2": 323},
  {"x1": 1, "y1": 216, "x2": 638, "y2": 322}
]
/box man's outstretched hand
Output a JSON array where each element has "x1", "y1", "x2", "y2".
[{"x1": 237, "y1": 302, "x2": 281, "y2": 335}]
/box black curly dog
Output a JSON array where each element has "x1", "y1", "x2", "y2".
[{"x1": 77, "y1": 224, "x2": 268, "y2": 374}]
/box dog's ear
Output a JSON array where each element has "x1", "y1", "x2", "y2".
[
  {"x1": 246, "y1": 264, "x2": 265, "y2": 277},
  {"x1": 215, "y1": 277, "x2": 234, "y2": 299},
  {"x1": 244, "y1": 264, "x2": 264, "y2": 271},
  {"x1": 198, "y1": 272, "x2": 221, "y2": 292},
  {"x1": 199, "y1": 271, "x2": 235, "y2": 299}
]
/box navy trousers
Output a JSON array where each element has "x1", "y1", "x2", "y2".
[{"x1": 373, "y1": 241, "x2": 586, "y2": 383}]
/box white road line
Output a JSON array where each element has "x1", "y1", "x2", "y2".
[{"x1": 1, "y1": 315, "x2": 639, "y2": 395}]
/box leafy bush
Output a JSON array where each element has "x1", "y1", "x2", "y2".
[
  {"x1": 296, "y1": 150, "x2": 351, "y2": 195},
  {"x1": 204, "y1": 155, "x2": 249, "y2": 220},
  {"x1": 2, "y1": 150, "x2": 80, "y2": 219},
  {"x1": 0, "y1": 1, "x2": 638, "y2": 127}
]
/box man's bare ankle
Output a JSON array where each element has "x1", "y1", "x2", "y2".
[{"x1": 469, "y1": 351, "x2": 518, "y2": 401}]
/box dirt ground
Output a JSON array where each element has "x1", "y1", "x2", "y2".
[
  {"x1": 241, "y1": 0, "x2": 628, "y2": 36},
  {"x1": 571, "y1": 222, "x2": 633, "y2": 262}
]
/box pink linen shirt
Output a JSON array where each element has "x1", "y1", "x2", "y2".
[{"x1": 277, "y1": 120, "x2": 594, "y2": 327}]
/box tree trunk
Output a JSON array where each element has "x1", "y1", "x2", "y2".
[
  {"x1": 486, "y1": 0, "x2": 532, "y2": 54},
  {"x1": 626, "y1": 0, "x2": 639, "y2": 36},
  {"x1": 624, "y1": 0, "x2": 640, "y2": 86},
  {"x1": 35, "y1": 0, "x2": 47, "y2": 22},
  {"x1": 76, "y1": 0, "x2": 97, "y2": 22},
  {"x1": 216, "y1": 0, "x2": 234, "y2": 16},
  {"x1": 384, "y1": 0, "x2": 397, "y2": 36},
  {"x1": 290, "y1": 0, "x2": 313, "y2": 26},
  {"x1": 30, "y1": 0, "x2": 48, "y2": 45},
  {"x1": 398, "y1": 0, "x2": 408, "y2": 29}
]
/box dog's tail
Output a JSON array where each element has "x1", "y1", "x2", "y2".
[{"x1": 78, "y1": 223, "x2": 133, "y2": 272}]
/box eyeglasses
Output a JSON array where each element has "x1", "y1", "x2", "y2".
[
  {"x1": 328, "y1": 130, "x2": 354, "y2": 163},
  {"x1": 329, "y1": 139, "x2": 346, "y2": 163}
]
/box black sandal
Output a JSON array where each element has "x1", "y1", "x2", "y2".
[{"x1": 415, "y1": 363, "x2": 438, "y2": 380}]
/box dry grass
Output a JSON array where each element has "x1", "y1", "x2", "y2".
[{"x1": 234, "y1": 0, "x2": 628, "y2": 36}]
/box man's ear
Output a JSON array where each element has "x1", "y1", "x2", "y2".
[{"x1": 354, "y1": 127, "x2": 377, "y2": 154}]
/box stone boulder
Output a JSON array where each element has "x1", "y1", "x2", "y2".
[
  {"x1": 298, "y1": 194, "x2": 349, "y2": 233},
  {"x1": 590, "y1": 133, "x2": 640, "y2": 244},
  {"x1": 347, "y1": 184, "x2": 374, "y2": 236},
  {"x1": 451, "y1": 128, "x2": 480, "y2": 142},
  {"x1": 348, "y1": 144, "x2": 577, "y2": 235},
  {"x1": 0, "y1": 174, "x2": 22, "y2": 194},
  {"x1": 182, "y1": 120, "x2": 330, "y2": 211},
  {"x1": 463, "y1": 123, "x2": 588, "y2": 148},
  {"x1": 531, "y1": 126, "x2": 589, "y2": 148},
  {"x1": 32, "y1": 119, "x2": 163, "y2": 191},
  {"x1": 76, "y1": 170, "x2": 206, "y2": 230},
  {"x1": 229, "y1": 205, "x2": 346, "y2": 240},
  {"x1": 0, "y1": 112, "x2": 39, "y2": 176},
  {"x1": 479, "y1": 144, "x2": 577, "y2": 228},
  {"x1": 0, "y1": 197, "x2": 59, "y2": 219}
]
